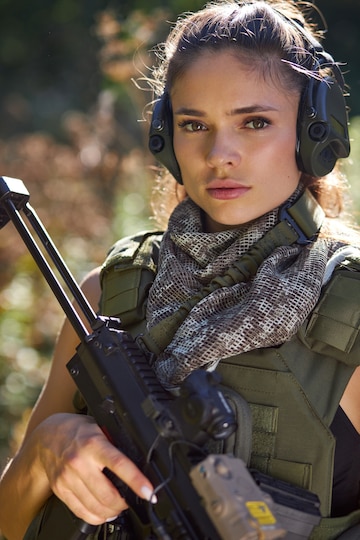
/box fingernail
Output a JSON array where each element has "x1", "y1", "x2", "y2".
[
  {"x1": 141, "y1": 485, "x2": 158, "y2": 504},
  {"x1": 106, "y1": 516, "x2": 118, "y2": 522}
]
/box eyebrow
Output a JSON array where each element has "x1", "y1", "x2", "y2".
[{"x1": 174, "y1": 105, "x2": 279, "y2": 116}]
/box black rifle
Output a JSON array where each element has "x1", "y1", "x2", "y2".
[{"x1": 0, "y1": 177, "x2": 289, "y2": 540}]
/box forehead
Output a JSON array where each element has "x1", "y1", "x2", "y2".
[
  {"x1": 172, "y1": 47, "x2": 301, "y2": 90},
  {"x1": 170, "y1": 50, "x2": 300, "y2": 108}
]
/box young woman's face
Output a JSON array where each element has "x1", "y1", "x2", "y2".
[{"x1": 171, "y1": 50, "x2": 302, "y2": 232}]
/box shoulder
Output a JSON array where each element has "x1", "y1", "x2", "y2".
[{"x1": 80, "y1": 267, "x2": 102, "y2": 310}]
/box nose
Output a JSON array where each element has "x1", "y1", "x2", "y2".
[{"x1": 206, "y1": 130, "x2": 241, "y2": 170}]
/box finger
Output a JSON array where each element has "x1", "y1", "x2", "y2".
[
  {"x1": 101, "y1": 445, "x2": 156, "y2": 504},
  {"x1": 72, "y1": 430, "x2": 156, "y2": 504},
  {"x1": 54, "y1": 471, "x2": 128, "y2": 525},
  {"x1": 50, "y1": 440, "x2": 127, "y2": 521}
]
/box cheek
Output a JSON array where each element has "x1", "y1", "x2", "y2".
[
  {"x1": 173, "y1": 135, "x2": 186, "y2": 173},
  {"x1": 173, "y1": 140, "x2": 183, "y2": 168},
  {"x1": 273, "y1": 130, "x2": 299, "y2": 170},
  {"x1": 174, "y1": 133, "x2": 193, "y2": 160},
  {"x1": 173, "y1": 136, "x2": 201, "y2": 182}
]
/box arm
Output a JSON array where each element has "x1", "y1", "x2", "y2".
[
  {"x1": 340, "y1": 366, "x2": 360, "y2": 433},
  {"x1": 0, "y1": 268, "x2": 154, "y2": 540}
]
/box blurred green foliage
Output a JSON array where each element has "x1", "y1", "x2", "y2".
[
  {"x1": 315, "y1": 0, "x2": 360, "y2": 117},
  {"x1": 0, "y1": 2, "x2": 359, "y2": 538},
  {"x1": 344, "y1": 117, "x2": 360, "y2": 218}
]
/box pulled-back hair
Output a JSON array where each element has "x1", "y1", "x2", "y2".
[
  {"x1": 148, "y1": 0, "x2": 351, "y2": 229},
  {"x1": 153, "y1": 0, "x2": 316, "y2": 96}
]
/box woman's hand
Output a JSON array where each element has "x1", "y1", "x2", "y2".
[{"x1": 35, "y1": 413, "x2": 155, "y2": 525}]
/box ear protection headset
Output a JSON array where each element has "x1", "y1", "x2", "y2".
[
  {"x1": 293, "y1": 20, "x2": 350, "y2": 177},
  {"x1": 148, "y1": 15, "x2": 350, "y2": 184}
]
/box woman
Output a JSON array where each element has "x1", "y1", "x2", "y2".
[{"x1": 1, "y1": 0, "x2": 360, "y2": 538}]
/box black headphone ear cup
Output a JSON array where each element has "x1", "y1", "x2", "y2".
[
  {"x1": 297, "y1": 75, "x2": 350, "y2": 177},
  {"x1": 148, "y1": 93, "x2": 183, "y2": 184}
]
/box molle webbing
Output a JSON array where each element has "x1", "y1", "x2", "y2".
[
  {"x1": 99, "y1": 231, "x2": 163, "y2": 332},
  {"x1": 302, "y1": 256, "x2": 360, "y2": 366}
]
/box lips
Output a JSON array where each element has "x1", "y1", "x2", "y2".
[{"x1": 206, "y1": 179, "x2": 250, "y2": 200}]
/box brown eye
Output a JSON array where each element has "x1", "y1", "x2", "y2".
[
  {"x1": 246, "y1": 118, "x2": 269, "y2": 130},
  {"x1": 178, "y1": 120, "x2": 206, "y2": 132}
]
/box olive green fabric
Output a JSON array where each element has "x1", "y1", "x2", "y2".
[
  {"x1": 217, "y1": 342, "x2": 353, "y2": 517},
  {"x1": 302, "y1": 262, "x2": 360, "y2": 365},
  {"x1": 99, "y1": 231, "x2": 163, "y2": 336},
  {"x1": 99, "y1": 232, "x2": 360, "y2": 538}
]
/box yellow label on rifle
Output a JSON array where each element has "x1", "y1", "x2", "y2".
[{"x1": 246, "y1": 501, "x2": 277, "y2": 525}]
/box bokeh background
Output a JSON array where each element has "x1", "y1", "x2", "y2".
[{"x1": 0, "y1": 1, "x2": 359, "y2": 534}]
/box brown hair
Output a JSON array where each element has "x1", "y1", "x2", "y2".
[{"x1": 148, "y1": 0, "x2": 350, "y2": 228}]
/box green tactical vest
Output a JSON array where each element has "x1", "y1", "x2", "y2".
[{"x1": 99, "y1": 231, "x2": 360, "y2": 540}]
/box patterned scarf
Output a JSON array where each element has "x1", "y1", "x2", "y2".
[{"x1": 146, "y1": 190, "x2": 341, "y2": 388}]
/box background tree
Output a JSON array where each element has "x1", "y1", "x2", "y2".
[{"x1": 0, "y1": 4, "x2": 359, "y2": 538}]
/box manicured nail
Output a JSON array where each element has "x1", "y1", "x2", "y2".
[
  {"x1": 141, "y1": 485, "x2": 158, "y2": 504},
  {"x1": 106, "y1": 516, "x2": 118, "y2": 522}
]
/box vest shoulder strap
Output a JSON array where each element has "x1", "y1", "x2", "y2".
[
  {"x1": 99, "y1": 230, "x2": 163, "y2": 329},
  {"x1": 302, "y1": 252, "x2": 360, "y2": 366}
]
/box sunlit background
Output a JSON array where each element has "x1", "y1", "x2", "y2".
[{"x1": 0, "y1": 3, "x2": 359, "y2": 534}]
